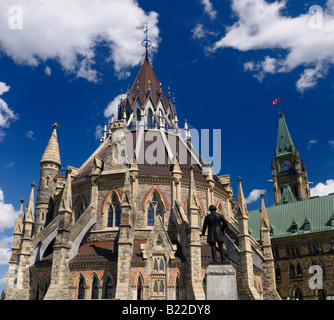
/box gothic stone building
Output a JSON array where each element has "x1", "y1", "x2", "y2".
[
  {"x1": 5, "y1": 56, "x2": 280, "y2": 300},
  {"x1": 249, "y1": 113, "x2": 334, "y2": 300}
]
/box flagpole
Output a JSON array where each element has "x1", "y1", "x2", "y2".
[{"x1": 278, "y1": 97, "x2": 282, "y2": 115}]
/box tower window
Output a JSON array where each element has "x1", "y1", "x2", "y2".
[
  {"x1": 146, "y1": 191, "x2": 164, "y2": 226},
  {"x1": 107, "y1": 193, "x2": 121, "y2": 228}
]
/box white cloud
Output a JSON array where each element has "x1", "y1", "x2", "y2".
[
  {"x1": 328, "y1": 140, "x2": 334, "y2": 148},
  {"x1": 310, "y1": 179, "x2": 334, "y2": 197},
  {"x1": 95, "y1": 124, "x2": 103, "y2": 141},
  {"x1": 0, "y1": 236, "x2": 13, "y2": 265},
  {"x1": 0, "y1": 188, "x2": 18, "y2": 233},
  {"x1": 4, "y1": 162, "x2": 14, "y2": 168},
  {"x1": 200, "y1": 0, "x2": 217, "y2": 20},
  {"x1": 44, "y1": 66, "x2": 51, "y2": 76},
  {"x1": 25, "y1": 130, "x2": 36, "y2": 141},
  {"x1": 0, "y1": 0, "x2": 160, "y2": 82},
  {"x1": 307, "y1": 139, "x2": 317, "y2": 150},
  {"x1": 211, "y1": 0, "x2": 334, "y2": 92},
  {"x1": 191, "y1": 23, "x2": 218, "y2": 40},
  {"x1": 245, "y1": 189, "x2": 266, "y2": 205},
  {"x1": 104, "y1": 93, "x2": 127, "y2": 119},
  {"x1": 0, "y1": 83, "x2": 10, "y2": 95},
  {"x1": 0, "y1": 82, "x2": 17, "y2": 142}
]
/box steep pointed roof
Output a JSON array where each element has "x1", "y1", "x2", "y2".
[
  {"x1": 276, "y1": 113, "x2": 295, "y2": 156},
  {"x1": 122, "y1": 58, "x2": 171, "y2": 111},
  {"x1": 40, "y1": 123, "x2": 61, "y2": 167}
]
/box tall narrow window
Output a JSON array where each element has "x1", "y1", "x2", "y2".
[
  {"x1": 175, "y1": 277, "x2": 180, "y2": 300},
  {"x1": 159, "y1": 258, "x2": 164, "y2": 272},
  {"x1": 105, "y1": 277, "x2": 113, "y2": 299},
  {"x1": 147, "y1": 204, "x2": 154, "y2": 226},
  {"x1": 115, "y1": 203, "x2": 121, "y2": 227},
  {"x1": 137, "y1": 108, "x2": 141, "y2": 122},
  {"x1": 91, "y1": 277, "x2": 98, "y2": 299},
  {"x1": 153, "y1": 280, "x2": 158, "y2": 293},
  {"x1": 147, "y1": 109, "x2": 154, "y2": 128},
  {"x1": 108, "y1": 204, "x2": 114, "y2": 228},
  {"x1": 275, "y1": 266, "x2": 281, "y2": 281},
  {"x1": 154, "y1": 258, "x2": 158, "y2": 271},
  {"x1": 159, "y1": 281, "x2": 164, "y2": 294},
  {"x1": 137, "y1": 277, "x2": 143, "y2": 300},
  {"x1": 146, "y1": 191, "x2": 164, "y2": 226},
  {"x1": 78, "y1": 277, "x2": 85, "y2": 300},
  {"x1": 107, "y1": 193, "x2": 121, "y2": 228}
]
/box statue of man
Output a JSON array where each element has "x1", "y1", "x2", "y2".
[{"x1": 201, "y1": 204, "x2": 227, "y2": 262}]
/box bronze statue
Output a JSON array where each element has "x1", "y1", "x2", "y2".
[{"x1": 201, "y1": 204, "x2": 227, "y2": 262}]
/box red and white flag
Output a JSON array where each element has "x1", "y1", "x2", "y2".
[{"x1": 271, "y1": 97, "x2": 280, "y2": 106}]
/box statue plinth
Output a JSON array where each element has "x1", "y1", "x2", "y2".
[{"x1": 205, "y1": 262, "x2": 238, "y2": 300}]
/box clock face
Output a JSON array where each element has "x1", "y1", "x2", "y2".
[{"x1": 281, "y1": 160, "x2": 291, "y2": 171}]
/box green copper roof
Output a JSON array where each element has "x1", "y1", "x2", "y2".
[
  {"x1": 248, "y1": 193, "x2": 334, "y2": 240},
  {"x1": 276, "y1": 113, "x2": 295, "y2": 156},
  {"x1": 280, "y1": 184, "x2": 297, "y2": 204}
]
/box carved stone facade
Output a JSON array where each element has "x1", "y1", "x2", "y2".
[{"x1": 5, "y1": 57, "x2": 279, "y2": 300}]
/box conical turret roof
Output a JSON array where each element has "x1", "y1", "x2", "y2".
[{"x1": 40, "y1": 123, "x2": 61, "y2": 167}]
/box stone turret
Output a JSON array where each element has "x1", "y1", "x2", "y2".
[
  {"x1": 34, "y1": 123, "x2": 61, "y2": 235},
  {"x1": 236, "y1": 177, "x2": 260, "y2": 300},
  {"x1": 44, "y1": 168, "x2": 73, "y2": 300},
  {"x1": 260, "y1": 194, "x2": 281, "y2": 300}
]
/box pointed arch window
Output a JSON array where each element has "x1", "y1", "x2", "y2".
[
  {"x1": 294, "y1": 288, "x2": 303, "y2": 300},
  {"x1": 159, "y1": 281, "x2": 164, "y2": 294},
  {"x1": 146, "y1": 191, "x2": 164, "y2": 226},
  {"x1": 78, "y1": 277, "x2": 85, "y2": 300},
  {"x1": 107, "y1": 193, "x2": 121, "y2": 228},
  {"x1": 137, "y1": 108, "x2": 141, "y2": 122},
  {"x1": 104, "y1": 276, "x2": 113, "y2": 299},
  {"x1": 147, "y1": 108, "x2": 154, "y2": 128},
  {"x1": 91, "y1": 276, "x2": 99, "y2": 299}
]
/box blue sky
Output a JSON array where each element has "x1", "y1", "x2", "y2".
[{"x1": 1, "y1": 0, "x2": 334, "y2": 293}]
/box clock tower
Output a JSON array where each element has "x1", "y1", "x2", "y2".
[{"x1": 271, "y1": 113, "x2": 311, "y2": 205}]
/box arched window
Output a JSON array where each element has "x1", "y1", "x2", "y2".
[
  {"x1": 146, "y1": 191, "x2": 164, "y2": 226},
  {"x1": 78, "y1": 277, "x2": 85, "y2": 300},
  {"x1": 104, "y1": 276, "x2": 113, "y2": 299},
  {"x1": 137, "y1": 276, "x2": 143, "y2": 300},
  {"x1": 147, "y1": 109, "x2": 154, "y2": 128},
  {"x1": 91, "y1": 276, "x2": 99, "y2": 299},
  {"x1": 137, "y1": 108, "x2": 141, "y2": 122},
  {"x1": 107, "y1": 193, "x2": 121, "y2": 228},
  {"x1": 294, "y1": 288, "x2": 303, "y2": 300}
]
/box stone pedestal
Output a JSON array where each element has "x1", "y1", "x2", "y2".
[{"x1": 205, "y1": 262, "x2": 238, "y2": 300}]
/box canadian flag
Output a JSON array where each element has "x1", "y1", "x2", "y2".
[{"x1": 271, "y1": 97, "x2": 280, "y2": 106}]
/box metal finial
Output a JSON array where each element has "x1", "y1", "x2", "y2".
[{"x1": 141, "y1": 22, "x2": 152, "y2": 62}]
